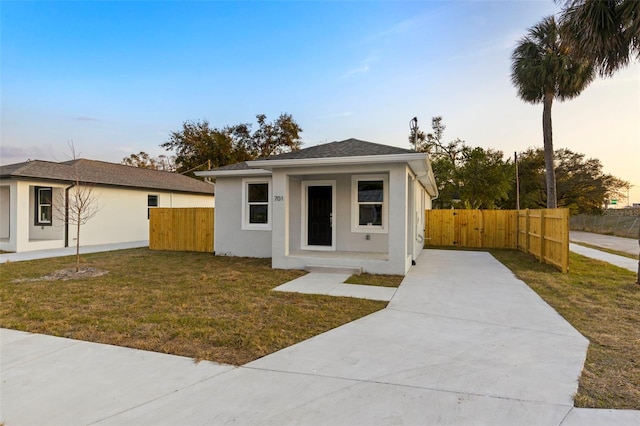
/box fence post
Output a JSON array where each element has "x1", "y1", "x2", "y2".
[
  {"x1": 562, "y1": 209, "x2": 569, "y2": 273},
  {"x1": 525, "y1": 209, "x2": 530, "y2": 254},
  {"x1": 539, "y1": 209, "x2": 546, "y2": 264}
]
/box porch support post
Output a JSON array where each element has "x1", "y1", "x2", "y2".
[
  {"x1": 388, "y1": 166, "x2": 409, "y2": 274},
  {"x1": 13, "y1": 181, "x2": 30, "y2": 252},
  {"x1": 271, "y1": 170, "x2": 289, "y2": 268}
]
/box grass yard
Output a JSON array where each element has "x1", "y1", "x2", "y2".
[
  {"x1": 344, "y1": 273, "x2": 404, "y2": 287},
  {"x1": 0, "y1": 248, "x2": 386, "y2": 365},
  {"x1": 491, "y1": 249, "x2": 640, "y2": 409}
]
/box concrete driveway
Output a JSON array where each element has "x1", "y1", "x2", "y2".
[{"x1": 2, "y1": 249, "x2": 638, "y2": 425}]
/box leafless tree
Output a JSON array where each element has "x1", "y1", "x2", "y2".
[{"x1": 54, "y1": 143, "x2": 100, "y2": 272}]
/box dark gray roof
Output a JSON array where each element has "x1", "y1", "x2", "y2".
[
  {"x1": 205, "y1": 138, "x2": 418, "y2": 173},
  {"x1": 211, "y1": 162, "x2": 251, "y2": 171},
  {"x1": 0, "y1": 159, "x2": 215, "y2": 194},
  {"x1": 263, "y1": 138, "x2": 415, "y2": 161}
]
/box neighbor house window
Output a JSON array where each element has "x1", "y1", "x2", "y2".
[
  {"x1": 35, "y1": 186, "x2": 53, "y2": 226},
  {"x1": 148, "y1": 194, "x2": 158, "y2": 219},
  {"x1": 351, "y1": 175, "x2": 388, "y2": 233},
  {"x1": 242, "y1": 178, "x2": 271, "y2": 230}
]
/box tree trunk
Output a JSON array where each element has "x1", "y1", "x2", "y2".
[
  {"x1": 76, "y1": 213, "x2": 81, "y2": 273},
  {"x1": 636, "y1": 225, "x2": 639, "y2": 285},
  {"x1": 543, "y1": 93, "x2": 557, "y2": 208}
]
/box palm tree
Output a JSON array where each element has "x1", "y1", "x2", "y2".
[
  {"x1": 511, "y1": 16, "x2": 595, "y2": 208},
  {"x1": 559, "y1": 0, "x2": 640, "y2": 76}
]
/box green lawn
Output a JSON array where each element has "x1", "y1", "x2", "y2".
[
  {"x1": 344, "y1": 273, "x2": 404, "y2": 287},
  {"x1": 0, "y1": 249, "x2": 386, "y2": 365}
]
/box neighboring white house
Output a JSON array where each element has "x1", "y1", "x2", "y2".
[
  {"x1": 0, "y1": 159, "x2": 215, "y2": 253},
  {"x1": 197, "y1": 139, "x2": 438, "y2": 275}
]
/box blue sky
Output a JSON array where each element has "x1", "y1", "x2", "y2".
[{"x1": 2, "y1": 1, "x2": 639, "y2": 202}]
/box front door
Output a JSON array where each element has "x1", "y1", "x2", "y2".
[{"x1": 307, "y1": 185, "x2": 332, "y2": 246}]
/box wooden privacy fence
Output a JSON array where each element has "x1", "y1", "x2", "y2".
[
  {"x1": 425, "y1": 208, "x2": 569, "y2": 272},
  {"x1": 149, "y1": 208, "x2": 214, "y2": 253}
]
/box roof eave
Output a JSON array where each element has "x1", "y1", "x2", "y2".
[
  {"x1": 196, "y1": 168, "x2": 272, "y2": 178},
  {"x1": 408, "y1": 158, "x2": 439, "y2": 198},
  {"x1": 248, "y1": 153, "x2": 427, "y2": 169}
]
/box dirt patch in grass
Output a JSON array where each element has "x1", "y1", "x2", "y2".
[
  {"x1": 344, "y1": 273, "x2": 403, "y2": 287},
  {"x1": 490, "y1": 249, "x2": 639, "y2": 409},
  {"x1": 0, "y1": 249, "x2": 386, "y2": 365},
  {"x1": 12, "y1": 267, "x2": 109, "y2": 282}
]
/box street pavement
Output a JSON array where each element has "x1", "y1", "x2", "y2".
[{"x1": 570, "y1": 231, "x2": 638, "y2": 255}]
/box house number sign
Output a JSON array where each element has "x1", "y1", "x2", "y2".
[{"x1": 274, "y1": 195, "x2": 284, "y2": 202}]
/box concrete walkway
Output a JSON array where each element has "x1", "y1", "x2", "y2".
[
  {"x1": 2, "y1": 249, "x2": 639, "y2": 425},
  {"x1": 273, "y1": 272, "x2": 397, "y2": 301},
  {"x1": 0, "y1": 241, "x2": 148, "y2": 263}
]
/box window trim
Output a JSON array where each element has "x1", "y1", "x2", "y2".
[
  {"x1": 351, "y1": 174, "x2": 388, "y2": 234},
  {"x1": 35, "y1": 186, "x2": 53, "y2": 226},
  {"x1": 147, "y1": 194, "x2": 159, "y2": 219},
  {"x1": 242, "y1": 178, "x2": 272, "y2": 231}
]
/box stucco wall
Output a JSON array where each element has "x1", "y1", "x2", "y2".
[
  {"x1": 214, "y1": 176, "x2": 272, "y2": 257},
  {"x1": 284, "y1": 171, "x2": 390, "y2": 254}
]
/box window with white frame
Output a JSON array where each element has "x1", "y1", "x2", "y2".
[
  {"x1": 242, "y1": 179, "x2": 271, "y2": 230},
  {"x1": 147, "y1": 194, "x2": 159, "y2": 219},
  {"x1": 351, "y1": 175, "x2": 388, "y2": 233},
  {"x1": 35, "y1": 186, "x2": 53, "y2": 226}
]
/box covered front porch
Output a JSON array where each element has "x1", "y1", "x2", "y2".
[
  {"x1": 269, "y1": 163, "x2": 426, "y2": 276},
  {"x1": 0, "y1": 181, "x2": 66, "y2": 253}
]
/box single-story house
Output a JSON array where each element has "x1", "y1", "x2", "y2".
[
  {"x1": 0, "y1": 159, "x2": 215, "y2": 253},
  {"x1": 196, "y1": 138, "x2": 438, "y2": 275}
]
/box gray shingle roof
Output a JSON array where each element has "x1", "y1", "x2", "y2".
[
  {"x1": 211, "y1": 162, "x2": 251, "y2": 171},
  {"x1": 0, "y1": 159, "x2": 215, "y2": 194},
  {"x1": 263, "y1": 138, "x2": 415, "y2": 160}
]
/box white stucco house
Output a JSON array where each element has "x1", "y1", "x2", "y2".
[
  {"x1": 197, "y1": 139, "x2": 438, "y2": 275},
  {"x1": 0, "y1": 159, "x2": 215, "y2": 253}
]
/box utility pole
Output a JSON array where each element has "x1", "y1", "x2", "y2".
[{"x1": 410, "y1": 117, "x2": 418, "y2": 151}]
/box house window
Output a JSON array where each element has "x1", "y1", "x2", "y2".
[
  {"x1": 351, "y1": 175, "x2": 388, "y2": 233},
  {"x1": 242, "y1": 178, "x2": 271, "y2": 230},
  {"x1": 35, "y1": 186, "x2": 53, "y2": 226},
  {"x1": 148, "y1": 195, "x2": 158, "y2": 219}
]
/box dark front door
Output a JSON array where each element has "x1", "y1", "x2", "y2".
[{"x1": 307, "y1": 186, "x2": 332, "y2": 246}]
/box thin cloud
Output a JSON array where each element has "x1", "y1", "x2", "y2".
[
  {"x1": 341, "y1": 54, "x2": 378, "y2": 79},
  {"x1": 342, "y1": 64, "x2": 370, "y2": 79},
  {"x1": 74, "y1": 116, "x2": 100, "y2": 122},
  {"x1": 0, "y1": 145, "x2": 48, "y2": 163},
  {"x1": 367, "y1": 15, "x2": 422, "y2": 42},
  {"x1": 318, "y1": 112, "x2": 354, "y2": 119}
]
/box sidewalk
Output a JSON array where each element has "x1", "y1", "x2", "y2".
[
  {"x1": 0, "y1": 241, "x2": 148, "y2": 263},
  {"x1": 4, "y1": 249, "x2": 638, "y2": 425},
  {"x1": 570, "y1": 231, "x2": 638, "y2": 255},
  {"x1": 569, "y1": 231, "x2": 637, "y2": 273}
]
